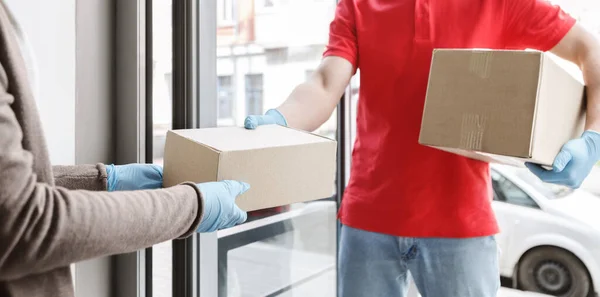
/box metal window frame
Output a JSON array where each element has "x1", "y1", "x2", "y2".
[
  {"x1": 171, "y1": 0, "x2": 353, "y2": 296},
  {"x1": 113, "y1": 0, "x2": 150, "y2": 295},
  {"x1": 144, "y1": 0, "x2": 154, "y2": 295},
  {"x1": 172, "y1": 0, "x2": 213, "y2": 297},
  {"x1": 195, "y1": 1, "x2": 220, "y2": 296}
]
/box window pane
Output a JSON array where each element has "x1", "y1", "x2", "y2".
[
  {"x1": 497, "y1": 177, "x2": 539, "y2": 209},
  {"x1": 490, "y1": 170, "x2": 503, "y2": 202},
  {"x1": 217, "y1": 76, "x2": 234, "y2": 123},
  {"x1": 151, "y1": 0, "x2": 172, "y2": 296},
  {"x1": 215, "y1": 0, "x2": 338, "y2": 295},
  {"x1": 245, "y1": 74, "x2": 263, "y2": 116}
]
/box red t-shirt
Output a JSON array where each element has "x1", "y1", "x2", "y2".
[{"x1": 325, "y1": 0, "x2": 576, "y2": 238}]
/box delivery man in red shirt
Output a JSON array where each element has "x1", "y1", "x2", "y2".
[{"x1": 245, "y1": 0, "x2": 600, "y2": 296}]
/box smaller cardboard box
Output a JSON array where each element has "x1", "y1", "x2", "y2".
[
  {"x1": 419, "y1": 49, "x2": 586, "y2": 166},
  {"x1": 163, "y1": 125, "x2": 337, "y2": 212}
]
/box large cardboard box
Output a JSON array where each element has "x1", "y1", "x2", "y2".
[
  {"x1": 163, "y1": 125, "x2": 337, "y2": 211},
  {"x1": 419, "y1": 49, "x2": 586, "y2": 167}
]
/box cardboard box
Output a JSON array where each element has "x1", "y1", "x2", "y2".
[
  {"x1": 419, "y1": 49, "x2": 586, "y2": 167},
  {"x1": 163, "y1": 125, "x2": 337, "y2": 211}
]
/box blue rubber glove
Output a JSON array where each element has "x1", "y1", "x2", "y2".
[
  {"x1": 244, "y1": 109, "x2": 287, "y2": 129},
  {"x1": 526, "y1": 130, "x2": 600, "y2": 188},
  {"x1": 105, "y1": 164, "x2": 163, "y2": 191},
  {"x1": 196, "y1": 180, "x2": 250, "y2": 232}
]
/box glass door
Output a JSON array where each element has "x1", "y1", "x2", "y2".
[
  {"x1": 165, "y1": 0, "x2": 351, "y2": 296},
  {"x1": 214, "y1": 0, "x2": 339, "y2": 296}
]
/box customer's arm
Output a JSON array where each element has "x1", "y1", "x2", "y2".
[
  {"x1": 52, "y1": 164, "x2": 109, "y2": 191},
  {"x1": 0, "y1": 84, "x2": 203, "y2": 281},
  {"x1": 53, "y1": 163, "x2": 164, "y2": 192}
]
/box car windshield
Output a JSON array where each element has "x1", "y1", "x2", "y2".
[{"x1": 513, "y1": 169, "x2": 573, "y2": 199}]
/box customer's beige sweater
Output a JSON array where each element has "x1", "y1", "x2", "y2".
[{"x1": 0, "y1": 2, "x2": 204, "y2": 296}]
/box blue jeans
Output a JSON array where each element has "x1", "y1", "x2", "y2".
[{"x1": 339, "y1": 225, "x2": 500, "y2": 297}]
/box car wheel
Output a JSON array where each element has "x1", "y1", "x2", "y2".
[{"x1": 518, "y1": 247, "x2": 590, "y2": 297}]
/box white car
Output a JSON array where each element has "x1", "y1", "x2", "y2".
[
  {"x1": 581, "y1": 166, "x2": 600, "y2": 197},
  {"x1": 492, "y1": 165, "x2": 600, "y2": 297}
]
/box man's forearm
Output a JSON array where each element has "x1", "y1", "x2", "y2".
[
  {"x1": 580, "y1": 46, "x2": 600, "y2": 131},
  {"x1": 277, "y1": 80, "x2": 341, "y2": 131},
  {"x1": 549, "y1": 24, "x2": 600, "y2": 131},
  {"x1": 273, "y1": 56, "x2": 354, "y2": 132}
]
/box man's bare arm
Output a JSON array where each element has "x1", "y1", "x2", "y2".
[
  {"x1": 276, "y1": 56, "x2": 354, "y2": 131},
  {"x1": 551, "y1": 23, "x2": 600, "y2": 131}
]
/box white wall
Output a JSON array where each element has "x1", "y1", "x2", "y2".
[
  {"x1": 3, "y1": 3, "x2": 113, "y2": 297},
  {"x1": 4, "y1": 0, "x2": 76, "y2": 165}
]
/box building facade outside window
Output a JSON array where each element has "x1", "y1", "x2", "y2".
[
  {"x1": 218, "y1": 75, "x2": 235, "y2": 124},
  {"x1": 244, "y1": 74, "x2": 264, "y2": 116},
  {"x1": 217, "y1": 0, "x2": 235, "y2": 26}
]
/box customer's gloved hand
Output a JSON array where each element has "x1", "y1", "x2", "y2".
[
  {"x1": 106, "y1": 164, "x2": 163, "y2": 191},
  {"x1": 526, "y1": 130, "x2": 600, "y2": 188},
  {"x1": 244, "y1": 109, "x2": 287, "y2": 129},
  {"x1": 196, "y1": 180, "x2": 250, "y2": 232}
]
